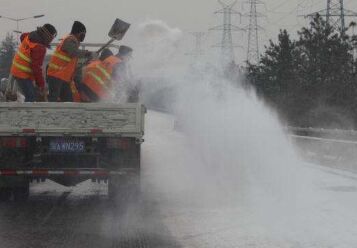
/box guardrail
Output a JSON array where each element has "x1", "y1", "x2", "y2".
[
  {"x1": 287, "y1": 126, "x2": 357, "y2": 143},
  {"x1": 289, "y1": 127, "x2": 357, "y2": 172},
  {"x1": 290, "y1": 134, "x2": 357, "y2": 144},
  {"x1": 288, "y1": 126, "x2": 357, "y2": 135}
]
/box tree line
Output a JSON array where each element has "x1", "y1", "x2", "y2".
[{"x1": 246, "y1": 15, "x2": 357, "y2": 129}]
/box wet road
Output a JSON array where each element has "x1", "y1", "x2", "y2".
[
  {"x1": 0, "y1": 181, "x2": 181, "y2": 248},
  {"x1": 2, "y1": 111, "x2": 357, "y2": 248}
]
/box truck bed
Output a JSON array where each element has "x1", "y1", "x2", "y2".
[{"x1": 0, "y1": 102, "x2": 146, "y2": 138}]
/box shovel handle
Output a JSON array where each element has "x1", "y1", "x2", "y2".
[{"x1": 97, "y1": 38, "x2": 116, "y2": 54}]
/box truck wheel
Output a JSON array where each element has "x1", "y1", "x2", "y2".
[
  {"x1": 13, "y1": 183, "x2": 29, "y2": 202},
  {"x1": 0, "y1": 188, "x2": 12, "y2": 202}
]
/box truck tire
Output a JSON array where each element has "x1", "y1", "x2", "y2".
[
  {"x1": 0, "y1": 188, "x2": 12, "y2": 202},
  {"x1": 13, "y1": 182, "x2": 29, "y2": 202}
]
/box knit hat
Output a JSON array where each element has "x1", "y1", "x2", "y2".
[
  {"x1": 71, "y1": 21, "x2": 86, "y2": 35},
  {"x1": 37, "y1": 23, "x2": 57, "y2": 44},
  {"x1": 117, "y1": 45, "x2": 133, "y2": 57},
  {"x1": 99, "y1": 48, "x2": 113, "y2": 61}
]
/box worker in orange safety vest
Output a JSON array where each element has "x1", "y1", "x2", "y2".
[
  {"x1": 10, "y1": 24, "x2": 57, "y2": 102},
  {"x1": 47, "y1": 21, "x2": 96, "y2": 102},
  {"x1": 79, "y1": 48, "x2": 125, "y2": 102}
]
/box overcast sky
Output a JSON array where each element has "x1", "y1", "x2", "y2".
[{"x1": 1, "y1": 0, "x2": 357, "y2": 63}]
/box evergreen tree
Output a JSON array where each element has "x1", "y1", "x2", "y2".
[
  {"x1": 247, "y1": 29, "x2": 298, "y2": 121},
  {"x1": 296, "y1": 15, "x2": 355, "y2": 127},
  {"x1": 247, "y1": 14, "x2": 357, "y2": 128},
  {"x1": 0, "y1": 33, "x2": 16, "y2": 78}
]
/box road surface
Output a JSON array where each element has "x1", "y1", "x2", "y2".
[
  {"x1": 0, "y1": 180, "x2": 181, "y2": 248},
  {"x1": 0, "y1": 111, "x2": 357, "y2": 248}
]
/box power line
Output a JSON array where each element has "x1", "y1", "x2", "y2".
[
  {"x1": 270, "y1": 4, "x2": 301, "y2": 26},
  {"x1": 268, "y1": 0, "x2": 293, "y2": 13},
  {"x1": 305, "y1": 0, "x2": 357, "y2": 33},
  {"x1": 210, "y1": 0, "x2": 244, "y2": 65},
  {"x1": 245, "y1": 0, "x2": 265, "y2": 64}
]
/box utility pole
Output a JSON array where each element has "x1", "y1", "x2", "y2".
[
  {"x1": 245, "y1": 0, "x2": 264, "y2": 65},
  {"x1": 305, "y1": 0, "x2": 357, "y2": 33},
  {"x1": 210, "y1": 0, "x2": 244, "y2": 66},
  {"x1": 0, "y1": 14, "x2": 45, "y2": 41}
]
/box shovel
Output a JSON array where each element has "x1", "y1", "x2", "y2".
[{"x1": 97, "y1": 18, "x2": 130, "y2": 54}]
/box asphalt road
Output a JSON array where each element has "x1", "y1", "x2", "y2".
[
  {"x1": 2, "y1": 111, "x2": 357, "y2": 248},
  {"x1": 0, "y1": 181, "x2": 181, "y2": 248}
]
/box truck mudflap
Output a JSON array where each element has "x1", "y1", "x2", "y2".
[{"x1": 0, "y1": 168, "x2": 136, "y2": 177}]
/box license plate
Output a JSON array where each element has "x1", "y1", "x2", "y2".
[{"x1": 49, "y1": 139, "x2": 85, "y2": 153}]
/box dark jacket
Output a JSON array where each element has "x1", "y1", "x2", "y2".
[
  {"x1": 61, "y1": 37, "x2": 88, "y2": 58},
  {"x1": 20, "y1": 31, "x2": 48, "y2": 89}
]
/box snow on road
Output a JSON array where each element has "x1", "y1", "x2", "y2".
[{"x1": 142, "y1": 111, "x2": 357, "y2": 248}]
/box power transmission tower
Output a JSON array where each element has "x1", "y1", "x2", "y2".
[
  {"x1": 210, "y1": 0, "x2": 244, "y2": 65},
  {"x1": 352, "y1": 22, "x2": 357, "y2": 67},
  {"x1": 187, "y1": 32, "x2": 205, "y2": 59},
  {"x1": 245, "y1": 0, "x2": 264, "y2": 64},
  {"x1": 306, "y1": 0, "x2": 357, "y2": 33}
]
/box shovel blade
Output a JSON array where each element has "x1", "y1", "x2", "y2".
[{"x1": 109, "y1": 18, "x2": 131, "y2": 41}]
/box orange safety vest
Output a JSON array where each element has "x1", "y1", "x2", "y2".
[
  {"x1": 82, "y1": 56, "x2": 121, "y2": 99},
  {"x1": 47, "y1": 35, "x2": 79, "y2": 83},
  {"x1": 102, "y1": 55, "x2": 121, "y2": 76},
  {"x1": 11, "y1": 35, "x2": 42, "y2": 80}
]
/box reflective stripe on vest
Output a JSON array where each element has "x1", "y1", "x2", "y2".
[
  {"x1": 95, "y1": 64, "x2": 111, "y2": 81},
  {"x1": 47, "y1": 35, "x2": 79, "y2": 82},
  {"x1": 17, "y1": 51, "x2": 32, "y2": 63},
  {"x1": 103, "y1": 56, "x2": 121, "y2": 75},
  {"x1": 88, "y1": 71, "x2": 110, "y2": 90},
  {"x1": 82, "y1": 57, "x2": 122, "y2": 99},
  {"x1": 13, "y1": 61, "x2": 32, "y2": 73},
  {"x1": 52, "y1": 51, "x2": 71, "y2": 62},
  {"x1": 48, "y1": 63, "x2": 61, "y2": 70},
  {"x1": 82, "y1": 68, "x2": 109, "y2": 99},
  {"x1": 10, "y1": 35, "x2": 40, "y2": 80}
]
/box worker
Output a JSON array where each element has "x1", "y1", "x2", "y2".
[
  {"x1": 99, "y1": 48, "x2": 114, "y2": 62},
  {"x1": 68, "y1": 49, "x2": 113, "y2": 103},
  {"x1": 10, "y1": 24, "x2": 57, "y2": 102},
  {"x1": 79, "y1": 48, "x2": 122, "y2": 102},
  {"x1": 113, "y1": 46, "x2": 137, "y2": 102},
  {"x1": 47, "y1": 21, "x2": 95, "y2": 102},
  {"x1": 113, "y1": 45, "x2": 133, "y2": 82}
]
